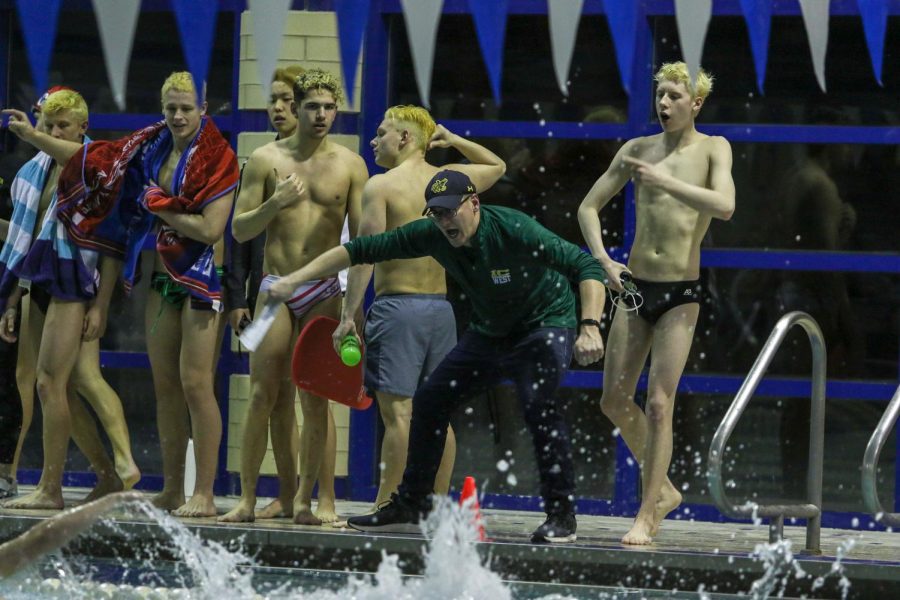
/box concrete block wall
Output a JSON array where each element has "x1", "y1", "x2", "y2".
[
  {"x1": 227, "y1": 375, "x2": 350, "y2": 478},
  {"x1": 238, "y1": 11, "x2": 362, "y2": 113},
  {"x1": 227, "y1": 10, "x2": 364, "y2": 483}
]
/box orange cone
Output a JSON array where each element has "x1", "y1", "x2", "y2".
[{"x1": 459, "y1": 476, "x2": 487, "y2": 541}]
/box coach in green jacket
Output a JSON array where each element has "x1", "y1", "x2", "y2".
[{"x1": 267, "y1": 169, "x2": 607, "y2": 543}]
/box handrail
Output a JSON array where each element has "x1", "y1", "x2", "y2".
[
  {"x1": 862, "y1": 384, "x2": 900, "y2": 527},
  {"x1": 707, "y1": 311, "x2": 826, "y2": 554}
]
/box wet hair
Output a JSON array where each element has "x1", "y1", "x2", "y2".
[
  {"x1": 41, "y1": 89, "x2": 89, "y2": 123},
  {"x1": 33, "y1": 85, "x2": 75, "y2": 116},
  {"x1": 293, "y1": 68, "x2": 344, "y2": 106},
  {"x1": 160, "y1": 71, "x2": 200, "y2": 106},
  {"x1": 272, "y1": 65, "x2": 305, "y2": 88},
  {"x1": 654, "y1": 62, "x2": 713, "y2": 100},
  {"x1": 384, "y1": 105, "x2": 436, "y2": 152}
]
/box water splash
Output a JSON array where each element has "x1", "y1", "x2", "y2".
[
  {"x1": 128, "y1": 501, "x2": 258, "y2": 596},
  {"x1": 748, "y1": 537, "x2": 856, "y2": 599},
  {"x1": 810, "y1": 538, "x2": 856, "y2": 600},
  {"x1": 2, "y1": 498, "x2": 533, "y2": 599},
  {"x1": 302, "y1": 497, "x2": 512, "y2": 600},
  {"x1": 747, "y1": 538, "x2": 804, "y2": 598},
  {"x1": 2, "y1": 497, "x2": 860, "y2": 599},
  {"x1": 2, "y1": 500, "x2": 261, "y2": 600}
]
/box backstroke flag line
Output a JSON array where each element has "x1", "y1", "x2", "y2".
[
  {"x1": 739, "y1": 0, "x2": 773, "y2": 94},
  {"x1": 603, "y1": 0, "x2": 639, "y2": 95},
  {"x1": 248, "y1": 0, "x2": 293, "y2": 95},
  {"x1": 548, "y1": 0, "x2": 584, "y2": 96},
  {"x1": 92, "y1": 0, "x2": 141, "y2": 111},
  {"x1": 799, "y1": 0, "x2": 831, "y2": 92},
  {"x1": 8, "y1": 3, "x2": 886, "y2": 127},
  {"x1": 172, "y1": 0, "x2": 219, "y2": 103},
  {"x1": 15, "y1": 0, "x2": 62, "y2": 98},
  {"x1": 468, "y1": 0, "x2": 509, "y2": 104},
  {"x1": 674, "y1": 0, "x2": 712, "y2": 86},
  {"x1": 400, "y1": 0, "x2": 444, "y2": 108},
  {"x1": 334, "y1": 0, "x2": 371, "y2": 106},
  {"x1": 857, "y1": 0, "x2": 887, "y2": 86}
]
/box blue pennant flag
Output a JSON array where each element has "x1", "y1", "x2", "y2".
[
  {"x1": 15, "y1": 0, "x2": 62, "y2": 96},
  {"x1": 857, "y1": 0, "x2": 887, "y2": 86},
  {"x1": 171, "y1": 0, "x2": 219, "y2": 102},
  {"x1": 468, "y1": 0, "x2": 509, "y2": 104},
  {"x1": 740, "y1": 0, "x2": 772, "y2": 94},
  {"x1": 603, "y1": 0, "x2": 638, "y2": 95},
  {"x1": 335, "y1": 0, "x2": 372, "y2": 106}
]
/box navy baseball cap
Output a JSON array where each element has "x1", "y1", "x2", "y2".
[{"x1": 423, "y1": 170, "x2": 477, "y2": 215}]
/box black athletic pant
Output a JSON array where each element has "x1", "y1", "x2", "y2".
[{"x1": 398, "y1": 327, "x2": 577, "y2": 514}]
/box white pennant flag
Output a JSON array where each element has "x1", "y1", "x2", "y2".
[
  {"x1": 674, "y1": 0, "x2": 712, "y2": 84},
  {"x1": 248, "y1": 0, "x2": 293, "y2": 93},
  {"x1": 547, "y1": 0, "x2": 584, "y2": 96},
  {"x1": 799, "y1": 0, "x2": 830, "y2": 92},
  {"x1": 400, "y1": 0, "x2": 444, "y2": 108},
  {"x1": 92, "y1": 0, "x2": 141, "y2": 110}
]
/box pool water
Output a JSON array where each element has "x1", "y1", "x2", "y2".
[
  {"x1": 4, "y1": 558, "x2": 757, "y2": 599},
  {"x1": 0, "y1": 499, "x2": 851, "y2": 599}
]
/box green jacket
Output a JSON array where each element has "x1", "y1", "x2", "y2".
[{"x1": 344, "y1": 205, "x2": 607, "y2": 337}]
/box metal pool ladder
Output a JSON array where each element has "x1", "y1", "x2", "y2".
[
  {"x1": 861, "y1": 383, "x2": 900, "y2": 527},
  {"x1": 707, "y1": 311, "x2": 825, "y2": 554}
]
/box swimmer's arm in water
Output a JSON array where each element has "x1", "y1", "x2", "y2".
[
  {"x1": 622, "y1": 137, "x2": 735, "y2": 220},
  {"x1": 0, "y1": 491, "x2": 143, "y2": 578}
]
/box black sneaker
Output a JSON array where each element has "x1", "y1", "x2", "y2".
[
  {"x1": 347, "y1": 494, "x2": 424, "y2": 534},
  {"x1": 531, "y1": 512, "x2": 577, "y2": 543}
]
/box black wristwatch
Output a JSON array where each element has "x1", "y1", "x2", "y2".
[{"x1": 578, "y1": 318, "x2": 602, "y2": 331}]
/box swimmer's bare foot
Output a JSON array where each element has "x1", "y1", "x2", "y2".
[
  {"x1": 151, "y1": 490, "x2": 185, "y2": 512},
  {"x1": 329, "y1": 520, "x2": 349, "y2": 529},
  {"x1": 3, "y1": 487, "x2": 64, "y2": 510},
  {"x1": 82, "y1": 474, "x2": 124, "y2": 503},
  {"x1": 650, "y1": 484, "x2": 683, "y2": 537},
  {"x1": 315, "y1": 496, "x2": 339, "y2": 524},
  {"x1": 292, "y1": 499, "x2": 322, "y2": 526},
  {"x1": 173, "y1": 493, "x2": 217, "y2": 518},
  {"x1": 218, "y1": 499, "x2": 256, "y2": 523},
  {"x1": 115, "y1": 460, "x2": 141, "y2": 490},
  {"x1": 622, "y1": 516, "x2": 655, "y2": 545},
  {"x1": 256, "y1": 497, "x2": 292, "y2": 519}
]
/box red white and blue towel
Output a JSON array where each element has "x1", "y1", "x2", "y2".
[{"x1": 53, "y1": 117, "x2": 239, "y2": 311}]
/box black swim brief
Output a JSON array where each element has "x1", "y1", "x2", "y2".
[
  {"x1": 631, "y1": 277, "x2": 701, "y2": 326},
  {"x1": 27, "y1": 285, "x2": 52, "y2": 315}
]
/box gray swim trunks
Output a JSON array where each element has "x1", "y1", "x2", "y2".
[{"x1": 363, "y1": 294, "x2": 457, "y2": 398}]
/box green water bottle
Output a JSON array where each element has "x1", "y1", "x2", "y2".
[{"x1": 340, "y1": 335, "x2": 362, "y2": 367}]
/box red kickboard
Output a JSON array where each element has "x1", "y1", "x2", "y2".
[{"x1": 291, "y1": 316, "x2": 373, "y2": 410}]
